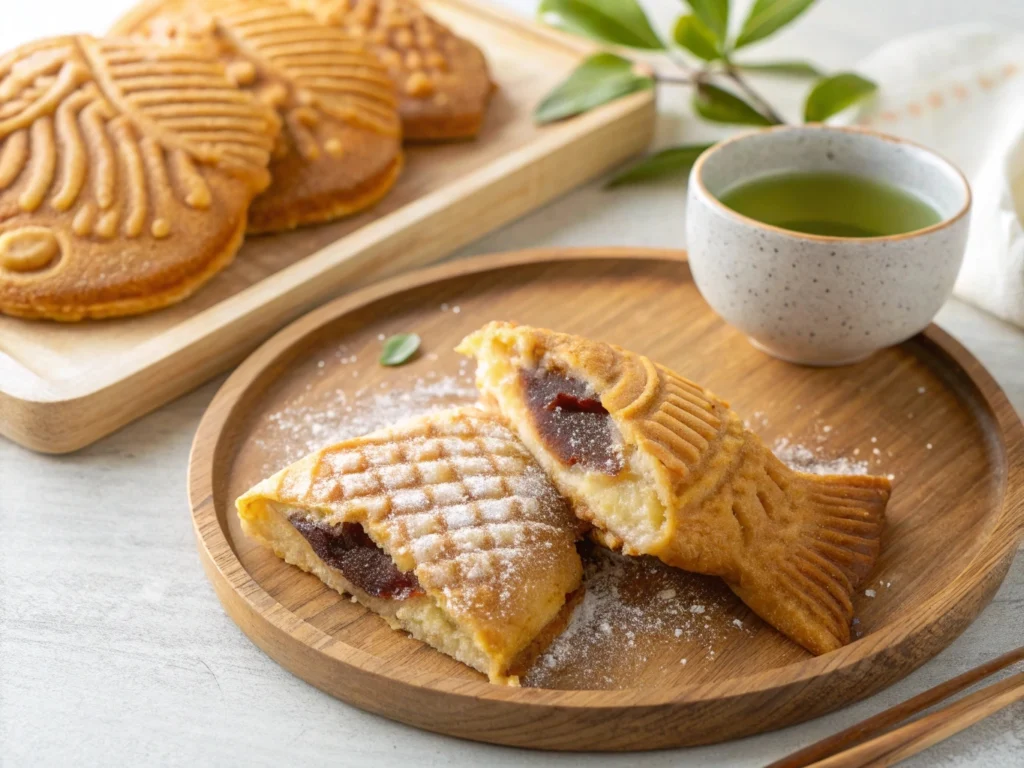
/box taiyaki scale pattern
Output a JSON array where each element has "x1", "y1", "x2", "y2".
[
  {"x1": 113, "y1": 0, "x2": 404, "y2": 233},
  {"x1": 0, "y1": 35, "x2": 278, "y2": 320}
]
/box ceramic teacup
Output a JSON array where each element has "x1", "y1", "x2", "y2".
[{"x1": 686, "y1": 125, "x2": 971, "y2": 366}]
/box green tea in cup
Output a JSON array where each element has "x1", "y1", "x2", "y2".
[{"x1": 717, "y1": 171, "x2": 942, "y2": 238}]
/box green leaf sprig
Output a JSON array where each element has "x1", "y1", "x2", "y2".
[
  {"x1": 536, "y1": 52, "x2": 653, "y2": 124},
  {"x1": 534, "y1": 0, "x2": 878, "y2": 188},
  {"x1": 379, "y1": 333, "x2": 421, "y2": 366}
]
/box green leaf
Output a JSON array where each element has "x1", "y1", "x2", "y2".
[
  {"x1": 736, "y1": 59, "x2": 824, "y2": 78},
  {"x1": 380, "y1": 333, "x2": 421, "y2": 366},
  {"x1": 693, "y1": 83, "x2": 773, "y2": 125},
  {"x1": 673, "y1": 15, "x2": 720, "y2": 61},
  {"x1": 735, "y1": 0, "x2": 817, "y2": 49},
  {"x1": 606, "y1": 144, "x2": 714, "y2": 187},
  {"x1": 538, "y1": 0, "x2": 664, "y2": 49},
  {"x1": 535, "y1": 53, "x2": 653, "y2": 124},
  {"x1": 684, "y1": 0, "x2": 729, "y2": 47},
  {"x1": 803, "y1": 72, "x2": 878, "y2": 122}
]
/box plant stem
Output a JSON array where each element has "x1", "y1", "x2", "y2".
[
  {"x1": 665, "y1": 48, "x2": 697, "y2": 77},
  {"x1": 654, "y1": 72, "x2": 697, "y2": 86},
  {"x1": 724, "y1": 67, "x2": 786, "y2": 124}
]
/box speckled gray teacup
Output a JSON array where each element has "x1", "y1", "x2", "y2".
[{"x1": 686, "y1": 125, "x2": 971, "y2": 366}]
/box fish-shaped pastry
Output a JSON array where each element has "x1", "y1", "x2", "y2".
[
  {"x1": 295, "y1": 0, "x2": 494, "y2": 140},
  {"x1": 457, "y1": 322, "x2": 890, "y2": 655},
  {"x1": 0, "y1": 35, "x2": 278, "y2": 320},
  {"x1": 112, "y1": 0, "x2": 404, "y2": 233},
  {"x1": 236, "y1": 407, "x2": 584, "y2": 684}
]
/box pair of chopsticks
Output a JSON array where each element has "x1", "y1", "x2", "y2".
[{"x1": 768, "y1": 645, "x2": 1024, "y2": 768}]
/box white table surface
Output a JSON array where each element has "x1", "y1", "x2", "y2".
[{"x1": 1, "y1": 1, "x2": 1022, "y2": 766}]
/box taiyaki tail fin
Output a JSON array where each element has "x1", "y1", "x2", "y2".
[{"x1": 729, "y1": 468, "x2": 889, "y2": 655}]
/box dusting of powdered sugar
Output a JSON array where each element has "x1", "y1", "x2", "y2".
[
  {"x1": 771, "y1": 436, "x2": 870, "y2": 476},
  {"x1": 524, "y1": 547, "x2": 745, "y2": 689},
  {"x1": 255, "y1": 371, "x2": 478, "y2": 472}
]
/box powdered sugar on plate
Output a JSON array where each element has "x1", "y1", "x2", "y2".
[
  {"x1": 523, "y1": 546, "x2": 746, "y2": 689},
  {"x1": 771, "y1": 436, "x2": 870, "y2": 476}
]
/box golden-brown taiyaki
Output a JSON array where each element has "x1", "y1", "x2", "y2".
[
  {"x1": 112, "y1": 0, "x2": 404, "y2": 233},
  {"x1": 296, "y1": 0, "x2": 494, "y2": 140},
  {"x1": 457, "y1": 322, "x2": 890, "y2": 655},
  {"x1": 0, "y1": 35, "x2": 278, "y2": 320},
  {"x1": 236, "y1": 407, "x2": 584, "y2": 684}
]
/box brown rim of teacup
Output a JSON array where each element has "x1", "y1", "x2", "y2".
[{"x1": 691, "y1": 123, "x2": 973, "y2": 243}]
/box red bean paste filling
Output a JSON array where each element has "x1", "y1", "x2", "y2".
[
  {"x1": 519, "y1": 368, "x2": 623, "y2": 475},
  {"x1": 290, "y1": 519, "x2": 423, "y2": 600}
]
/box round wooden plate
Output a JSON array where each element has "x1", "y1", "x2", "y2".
[{"x1": 189, "y1": 248, "x2": 1023, "y2": 751}]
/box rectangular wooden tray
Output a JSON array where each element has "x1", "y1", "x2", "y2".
[{"x1": 0, "y1": 0, "x2": 655, "y2": 453}]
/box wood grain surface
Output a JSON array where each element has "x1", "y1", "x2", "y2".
[
  {"x1": 0, "y1": 0, "x2": 655, "y2": 455},
  {"x1": 187, "y1": 247, "x2": 1024, "y2": 751}
]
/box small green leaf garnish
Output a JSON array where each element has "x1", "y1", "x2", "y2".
[
  {"x1": 693, "y1": 83, "x2": 774, "y2": 125},
  {"x1": 538, "y1": 0, "x2": 664, "y2": 50},
  {"x1": 380, "y1": 333, "x2": 421, "y2": 366},
  {"x1": 605, "y1": 144, "x2": 713, "y2": 187},
  {"x1": 735, "y1": 0, "x2": 818, "y2": 49},
  {"x1": 535, "y1": 53, "x2": 653, "y2": 124},
  {"x1": 673, "y1": 15, "x2": 720, "y2": 61},
  {"x1": 804, "y1": 72, "x2": 878, "y2": 122},
  {"x1": 684, "y1": 0, "x2": 729, "y2": 48},
  {"x1": 736, "y1": 60, "x2": 824, "y2": 78}
]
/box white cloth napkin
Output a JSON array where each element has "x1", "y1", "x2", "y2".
[{"x1": 852, "y1": 25, "x2": 1024, "y2": 329}]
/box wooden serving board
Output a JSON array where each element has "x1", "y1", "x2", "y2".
[
  {"x1": 189, "y1": 248, "x2": 1023, "y2": 751},
  {"x1": 0, "y1": 1, "x2": 655, "y2": 454}
]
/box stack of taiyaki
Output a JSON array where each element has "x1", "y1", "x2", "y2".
[
  {"x1": 238, "y1": 323, "x2": 890, "y2": 685},
  {"x1": 0, "y1": 0, "x2": 493, "y2": 320}
]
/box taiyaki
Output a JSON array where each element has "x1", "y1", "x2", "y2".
[
  {"x1": 236, "y1": 407, "x2": 584, "y2": 684},
  {"x1": 457, "y1": 322, "x2": 890, "y2": 655},
  {"x1": 0, "y1": 35, "x2": 277, "y2": 320},
  {"x1": 296, "y1": 0, "x2": 494, "y2": 140},
  {"x1": 112, "y1": 0, "x2": 404, "y2": 233}
]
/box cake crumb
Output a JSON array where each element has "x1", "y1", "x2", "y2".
[
  {"x1": 732, "y1": 619, "x2": 744, "y2": 629},
  {"x1": 690, "y1": 604, "x2": 705, "y2": 614}
]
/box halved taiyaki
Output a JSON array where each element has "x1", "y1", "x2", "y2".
[
  {"x1": 236, "y1": 407, "x2": 584, "y2": 684},
  {"x1": 0, "y1": 35, "x2": 277, "y2": 320},
  {"x1": 297, "y1": 0, "x2": 494, "y2": 140},
  {"x1": 113, "y1": 0, "x2": 404, "y2": 233},
  {"x1": 457, "y1": 322, "x2": 890, "y2": 655}
]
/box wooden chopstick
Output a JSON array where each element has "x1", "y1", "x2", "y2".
[
  {"x1": 810, "y1": 670, "x2": 1024, "y2": 767},
  {"x1": 768, "y1": 646, "x2": 1024, "y2": 768}
]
